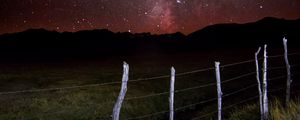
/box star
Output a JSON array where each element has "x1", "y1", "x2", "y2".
[
  {"x1": 0, "y1": 0, "x2": 299, "y2": 34},
  {"x1": 260, "y1": 5, "x2": 263, "y2": 9}
]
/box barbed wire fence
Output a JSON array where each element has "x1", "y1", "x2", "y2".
[
  {"x1": 0, "y1": 52, "x2": 299, "y2": 96},
  {"x1": 0, "y1": 40, "x2": 300, "y2": 119},
  {"x1": 0, "y1": 53, "x2": 299, "y2": 120}
]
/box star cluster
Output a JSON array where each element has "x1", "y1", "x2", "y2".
[{"x1": 0, "y1": 0, "x2": 299, "y2": 34}]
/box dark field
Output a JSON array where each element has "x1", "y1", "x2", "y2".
[{"x1": 0, "y1": 48, "x2": 299, "y2": 120}]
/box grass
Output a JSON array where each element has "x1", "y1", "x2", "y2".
[
  {"x1": 0, "y1": 53, "x2": 219, "y2": 120},
  {"x1": 224, "y1": 99, "x2": 300, "y2": 120},
  {"x1": 0, "y1": 86, "x2": 120, "y2": 120},
  {"x1": 270, "y1": 99, "x2": 300, "y2": 120},
  {"x1": 0, "y1": 49, "x2": 299, "y2": 120}
]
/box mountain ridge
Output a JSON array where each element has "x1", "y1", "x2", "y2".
[
  {"x1": 0, "y1": 17, "x2": 299, "y2": 60},
  {"x1": 1, "y1": 17, "x2": 299, "y2": 36}
]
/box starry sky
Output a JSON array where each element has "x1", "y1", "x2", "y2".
[{"x1": 0, "y1": 0, "x2": 299, "y2": 35}]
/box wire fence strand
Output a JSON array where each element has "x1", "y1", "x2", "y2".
[
  {"x1": 192, "y1": 95, "x2": 259, "y2": 120},
  {"x1": 126, "y1": 110, "x2": 169, "y2": 120},
  {"x1": 125, "y1": 71, "x2": 258, "y2": 101},
  {"x1": 219, "y1": 52, "x2": 300, "y2": 68},
  {"x1": 0, "y1": 68, "x2": 268, "y2": 96},
  {"x1": 220, "y1": 59, "x2": 255, "y2": 68},
  {"x1": 268, "y1": 75, "x2": 286, "y2": 82},
  {"x1": 268, "y1": 64, "x2": 299, "y2": 71},
  {"x1": 175, "y1": 82, "x2": 215, "y2": 93},
  {"x1": 129, "y1": 75, "x2": 170, "y2": 83},
  {"x1": 193, "y1": 82, "x2": 300, "y2": 120},
  {"x1": 125, "y1": 91, "x2": 169, "y2": 101},
  {"x1": 176, "y1": 67, "x2": 214, "y2": 77},
  {"x1": 269, "y1": 83, "x2": 300, "y2": 93},
  {"x1": 124, "y1": 51, "x2": 300, "y2": 119},
  {"x1": 0, "y1": 51, "x2": 298, "y2": 96},
  {"x1": 0, "y1": 50, "x2": 298, "y2": 120},
  {"x1": 268, "y1": 52, "x2": 300, "y2": 59},
  {"x1": 126, "y1": 74, "x2": 295, "y2": 119},
  {"x1": 223, "y1": 83, "x2": 257, "y2": 98},
  {"x1": 192, "y1": 82, "x2": 300, "y2": 120},
  {"x1": 0, "y1": 81, "x2": 123, "y2": 95},
  {"x1": 221, "y1": 72, "x2": 256, "y2": 84},
  {"x1": 175, "y1": 98, "x2": 217, "y2": 112}
]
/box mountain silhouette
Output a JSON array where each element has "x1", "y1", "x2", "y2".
[
  {"x1": 187, "y1": 17, "x2": 300, "y2": 49},
  {"x1": 0, "y1": 17, "x2": 299, "y2": 61}
]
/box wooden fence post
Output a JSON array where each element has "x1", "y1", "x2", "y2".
[
  {"x1": 255, "y1": 47, "x2": 264, "y2": 120},
  {"x1": 215, "y1": 62, "x2": 222, "y2": 120},
  {"x1": 283, "y1": 37, "x2": 292, "y2": 107},
  {"x1": 262, "y1": 45, "x2": 269, "y2": 120},
  {"x1": 112, "y1": 62, "x2": 129, "y2": 120},
  {"x1": 170, "y1": 67, "x2": 175, "y2": 120}
]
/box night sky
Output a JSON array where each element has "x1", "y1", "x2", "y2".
[{"x1": 0, "y1": 0, "x2": 299, "y2": 35}]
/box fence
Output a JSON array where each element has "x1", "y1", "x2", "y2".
[{"x1": 0, "y1": 38, "x2": 300, "y2": 120}]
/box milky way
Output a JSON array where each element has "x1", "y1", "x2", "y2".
[
  {"x1": 147, "y1": 0, "x2": 177, "y2": 33},
  {"x1": 0, "y1": 0, "x2": 299, "y2": 34}
]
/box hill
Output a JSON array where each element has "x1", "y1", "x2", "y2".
[
  {"x1": 0, "y1": 17, "x2": 299, "y2": 61},
  {"x1": 187, "y1": 17, "x2": 300, "y2": 48}
]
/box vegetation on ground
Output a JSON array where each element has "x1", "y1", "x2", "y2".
[
  {"x1": 225, "y1": 99, "x2": 300, "y2": 120},
  {"x1": 0, "y1": 50, "x2": 299, "y2": 120}
]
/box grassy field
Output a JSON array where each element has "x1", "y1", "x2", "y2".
[
  {"x1": 225, "y1": 98, "x2": 300, "y2": 120},
  {"x1": 0, "y1": 48, "x2": 299, "y2": 120}
]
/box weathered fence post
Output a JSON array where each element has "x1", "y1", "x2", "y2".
[
  {"x1": 112, "y1": 62, "x2": 129, "y2": 120},
  {"x1": 255, "y1": 47, "x2": 264, "y2": 120},
  {"x1": 170, "y1": 67, "x2": 175, "y2": 120},
  {"x1": 215, "y1": 62, "x2": 222, "y2": 120},
  {"x1": 262, "y1": 45, "x2": 269, "y2": 120},
  {"x1": 283, "y1": 37, "x2": 292, "y2": 107}
]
